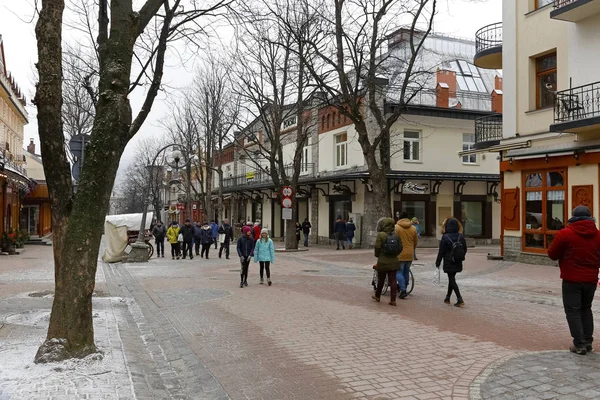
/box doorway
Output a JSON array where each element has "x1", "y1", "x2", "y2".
[
  {"x1": 20, "y1": 205, "x2": 39, "y2": 236},
  {"x1": 329, "y1": 195, "x2": 352, "y2": 238}
]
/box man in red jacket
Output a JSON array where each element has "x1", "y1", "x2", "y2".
[{"x1": 548, "y1": 206, "x2": 600, "y2": 355}]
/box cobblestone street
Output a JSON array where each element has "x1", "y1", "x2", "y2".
[{"x1": 1, "y1": 243, "x2": 599, "y2": 399}]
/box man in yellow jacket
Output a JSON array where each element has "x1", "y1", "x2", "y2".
[{"x1": 395, "y1": 212, "x2": 418, "y2": 299}]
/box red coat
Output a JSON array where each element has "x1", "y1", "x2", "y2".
[
  {"x1": 253, "y1": 225, "x2": 261, "y2": 241},
  {"x1": 548, "y1": 219, "x2": 600, "y2": 283}
]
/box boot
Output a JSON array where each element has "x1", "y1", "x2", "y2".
[
  {"x1": 454, "y1": 298, "x2": 465, "y2": 308},
  {"x1": 444, "y1": 296, "x2": 451, "y2": 304},
  {"x1": 399, "y1": 291, "x2": 408, "y2": 299},
  {"x1": 267, "y1": 278, "x2": 272, "y2": 286},
  {"x1": 586, "y1": 344, "x2": 594, "y2": 353},
  {"x1": 570, "y1": 345, "x2": 587, "y2": 355},
  {"x1": 240, "y1": 282, "x2": 244, "y2": 288},
  {"x1": 372, "y1": 295, "x2": 380, "y2": 302},
  {"x1": 388, "y1": 301, "x2": 397, "y2": 306}
]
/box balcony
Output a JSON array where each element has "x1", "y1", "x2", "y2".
[
  {"x1": 221, "y1": 163, "x2": 315, "y2": 190},
  {"x1": 474, "y1": 23, "x2": 502, "y2": 70},
  {"x1": 550, "y1": 81, "x2": 600, "y2": 133},
  {"x1": 474, "y1": 114, "x2": 503, "y2": 149},
  {"x1": 551, "y1": 0, "x2": 600, "y2": 22}
]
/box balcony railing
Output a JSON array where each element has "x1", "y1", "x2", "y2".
[
  {"x1": 474, "y1": 22, "x2": 502, "y2": 69},
  {"x1": 553, "y1": 81, "x2": 600, "y2": 125},
  {"x1": 474, "y1": 114, "x2": 503, "y2": 149},
  {"x1": 221, "y1": 163, "x2": 315, "y2": 190},
  {"x1": 554, "y1": 0, "x2": 579, "y2": 6},
  {"x1": 551, "y1": 0, "x2": 600, "y2": 21},
  {"x1": 0, "y1": 152, "x2": 26, "y2": 175}
]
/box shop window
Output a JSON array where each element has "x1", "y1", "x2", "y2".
[
  {"x1": 335, "y1": 133, "x2": 347, "y2": 167},
  {"x1": 535, "y1": 52, "x2": 557, "y2": 110},
  {"x1": 461, "y1": 202, "x2": 483, "y2": 237},
  {"x1": 523, "y1": 170, "x2": 566, "y2": 252},
  {"x1": 403, "y1": 131, "x2": 421, "y2": 162}
]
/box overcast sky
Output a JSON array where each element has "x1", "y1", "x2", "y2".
[{"x1": 0, "y1": 0, "x2": 501, "y2": 182}]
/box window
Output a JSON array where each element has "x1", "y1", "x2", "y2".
[
  {"x1": 523, "y1": 170, "x2": 566, "y2": 252},
  {"x1": 301, "y1": 144, "x2": 310, "y2": 173},
  {"x1": 536, "y1": 0, "x2": 553, "y2": 9},
  {"x1": 403, "y1": 131, "x2": 420, "y2": 162},
  {"x1": 461, "y1": 202, "x2": 483, "y2": 237},
  {"x1": 448, "y1": 60, "x2": 488, "y2": 93},
  {"x1": 462, "y1": 133, "x2": 477, "y2": 164},
  {"x1": 335, "y1": 133, "x2": 347, "y2": 167},
  {"x1": 536, "y1": 52, "x2": 557, "y2": 109}
]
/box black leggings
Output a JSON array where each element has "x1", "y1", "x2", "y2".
[
  {"x1": 446, "y1": 272, "x2": 462, "y2": 299},
  {"x1": 260, "y1": 261, "x2": 271, "y2": 279},
  {"x1": 171, "y1": 243, "x2": 180, "y2": 257}
]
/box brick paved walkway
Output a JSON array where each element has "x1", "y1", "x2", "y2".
[{"x1": 1, "y1": 243, "x2": 599, "y2": 399}]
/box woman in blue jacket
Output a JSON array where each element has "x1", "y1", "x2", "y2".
[{"x1": 254, "y1": 228, "x2": 275, "y2": 286}]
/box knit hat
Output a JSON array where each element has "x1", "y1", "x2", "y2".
[
  {"x1": 573, "y1": 205, "x2": 591, "y2": 218},
  {"x1": 411, "y1": 217, "x2": 419, "y2": 223},
  {"x1": 261, "y1": 228, "x2": 269, "y2": 235},
  {"x1": 242, "y1": 226, "x2": 252, "y2": 234}
]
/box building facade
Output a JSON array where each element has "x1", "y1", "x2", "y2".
[
  {"x1": 215, "y1": 32, "x2": 502, "y2": 245},
  {"x1": 23, "y1": 139, "x2": 52, "y2": 237},
  {"x1": 467, "y1": 0, "x2": 600, "y2": 262},
  {"x1": 0, "y1": 35, "x2": 30, "y2": 238}
]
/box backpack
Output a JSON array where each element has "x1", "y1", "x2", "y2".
[
  {"x1": 382, "y1": 232, "x2": 402, "y2": 256},
  {"x1": 448, "y1": 235, "x2": 466, "y2": 263}
]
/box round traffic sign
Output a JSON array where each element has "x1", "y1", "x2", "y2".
[
  {"x1": 282, "y1": 197, "x2": 293, "y2": 208},
  {"x1": 282, "y1": 186, "x2": 293, "y2": 197}
]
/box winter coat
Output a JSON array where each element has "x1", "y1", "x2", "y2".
[
  {"x1": 435, "y1": 218, "x2": 467, "y2": 273},
  {"x1": 302, "y1": 221, "x2": 311, "y2": 234},
  {"x1": 548, "y1": 218, "x2": 600, "y2": 283},
  {"x1": 254, "y1": 237, "x2": 275, "y2": 263},
  {"x1": 334, "y1": 219, "x2": 346, "y2": 240},
  {"x1": 395, "y1": 219, "x2": 418, "y2": 262},
  {"x1": 179, "y1": 224, "x2": 195, "y2": 242},
  {"x1": 210, "y1": 222, "x2": 219, "y2": 238},
  {"x1": 253, "y1": 225, "x2": 262, "y2": 241},
  {"x1": 374, "y1": 218, "x2": 401, "y2": 272},
  {"x1": 193, "y1": 225, "x2": 203, "y2": 241},
  {"x1": 200, "y1": 225, "x2": 213, "y2": 244},
  {"x1": 220, "y1": 224, "x2": 233, "y2": 244},
  {"x1": 152, "y1": 225, "x2": 166, "y2": 241},
  {"x1": 295, "y1": 224, "x2": 302, "y2": 239},
  {"x1": 167, "y1": 226, "x2": 180, "y2": 244},
  {"x1": 237, "y1": 235, "x2": 255, "y2": 258},
  {"x1": 346, "y1": 222, "x2": 356, "y2": 239}
]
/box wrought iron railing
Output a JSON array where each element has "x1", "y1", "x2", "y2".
[
  {"x1": 398, "y1": 87, "x2": 493, "y2": 112},
  {"x1": 0, "y1": 151, "x2": 26, "y2": 175},
  {"x1": 554, "y1": 0, "x2": 580, "y2": 8},
  {"x1": 475, "y1": 22, "x2": 502, "y2": 55},
  {"x1": 221, "y1": 163, "x2": 315, "y2": 189},
  {"x1": 554, "y1": 81, "x2": 600, "y2": 124},
  {"x1": 474, "y1": 114, "x2": 503, "y2": 148}
]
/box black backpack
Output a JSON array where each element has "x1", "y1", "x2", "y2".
[
  {"x1": 382, "y1": 232, "x2": 402, "y2": 256},
  {"x1": 448, "y1": 235, "x2": 466, "y2": 263}
]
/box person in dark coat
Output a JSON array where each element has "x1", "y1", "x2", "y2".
[
  {"x1": 219, "y1": 219, "x2": 234, "y2": 259},
  {"x1": 346, "y1": 217, "x2": 357, "y2": 249},
  {"x1": 302, "y1": 218, "x2": 311, "y2": 247},
  {"x1": 373, "y1": 217, "x2": 401, "y2": 306},
  {"x1": 548, "y1": 206, "x2": 600, "y2": 355},
  {"x1": 193, "y1": 221, "x2": 203, "y2": 256},
  {"x1": 199, "y1": 222, "x2": 213, "y2": 259},
  {"x1": 334, "y1": 215, "x2": 347, "y2": 250},
  {"x1": 210, "y1": 220, "x2": 219, "y2": 249},
  {"x1": 295, "y1": 222, "x2": 302, "y2": 246},
  {"x1": 237, "y1": 225, "x2": 255, "y2": 288},
  {"x1": 436, "y1": 218, "x2": 467, "y2": 307},
  {"x1": 152, "y1": 220, "x2": 166, "y2": 258},
  {"x1": 179, "y1": 219, "x2": 195, "y2": 260}
]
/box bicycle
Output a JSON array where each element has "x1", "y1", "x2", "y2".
[{"x1": 371, "y1": 265, "x2": 414, "y2": 296}]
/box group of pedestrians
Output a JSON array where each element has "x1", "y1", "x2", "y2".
[
  {"x1": 151, "y1": 219, "x2": 233, "y2": 260},
  {"x1": 334, "y1": 216, "x2": 357, "y2": 250}
]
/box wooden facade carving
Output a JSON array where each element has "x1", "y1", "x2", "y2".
[
  {"x1": 503, "y1": 188, "x2": 520, "y2": 231},
  {"x1": 572, "y1": 185, "x2": 593, "y2": 209}
]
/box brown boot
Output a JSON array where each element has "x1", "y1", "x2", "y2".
[
  {"x1": 388, "y1": 301, "x2": 397, "y2": 306},
  {"x1": 371, "y1": 295, "x2": 380, "y2": 302}
]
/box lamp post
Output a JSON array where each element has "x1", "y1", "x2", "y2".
[{"x1": 128, "y1": 144, "x2": 191, "y2": 262}]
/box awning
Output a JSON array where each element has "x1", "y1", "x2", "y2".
[
  {"x1": 344, "y1": 170, "x2": 500, "y2": 182},
  {"x1": 458, "y1": 140, "x2": 532, "y2": 157},
  {"x1": 505, "y1": 139, "x2": 600, "y2": 159}
]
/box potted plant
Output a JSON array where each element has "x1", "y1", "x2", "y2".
[
  {"x1": 2, "y1": 229, "x2": 17, "y2": 254},
  {"x1": 15, "y1": 230, "x2": 30, "y2": 248}
]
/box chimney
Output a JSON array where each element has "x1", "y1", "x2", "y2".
[
  {"x1": 495, "y1": 75, "x2": 503, "y2": 91},
  {"x1": 436, "y1": 82, "x2": 450, "y2": 108},
  {"x1": 436, "y1": 69, "x2": 457, "y2": 95},
  {"x1": 492, "y1": 89, "x2": 503, "y2": 113},
  {"x1": 27, "y1": 138, "x2": 35, "y2": 154}
]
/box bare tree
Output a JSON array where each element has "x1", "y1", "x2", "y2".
[
  {"x1": 33, "y1": 0, "x2": 231, "y2": 362},
  {"x1": 302, "y1": 0, "x2": 438, "y2": 244}
]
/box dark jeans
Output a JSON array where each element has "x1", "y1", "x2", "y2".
[
  {"x1": 563, "y1": 280, "x2": 597, "y2": 348},
  {"x1": 240, "y1": 259, "x2": 250, "y2": 283},
  {"x1": 219, "y1": 242, "x2": 230, "y2": 258},
  {"x1": 194, "y1": 240, "x2": 201, "y2": 255},
  {"x1": 201, "y1": 243, "x2": 211, "y2": 258},
  {"x1": 213, "y1": 237, "x2": 218, "y2": 249},
  {"x1": 155, "y1": 239, "x2": 164, "y2": 256},
  {"x1": 375, "y1": 270, "x2": 397, "y2": 302},
  {"x1": 260, "y1": 261, "x2": 271, "y2": 279},
  {"x1": 446, "y1": 272, "x2": 462, "y2": 299},
  {"x1": 336, "y1": 233, "x2": 345, "y2": 249},
  {"x1": 182, "y1": 241, "x2": 193, "y2": 258},
  {"x1": 171, "y1": 243, "x2": 180, "y2": 258},
  {"x1": 303, "y1": 233, "x2": 309, "y2": 247}
]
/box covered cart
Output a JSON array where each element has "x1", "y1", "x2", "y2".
[{"x1": 102, "y1": 213, "x2": 152, "y2": 263}]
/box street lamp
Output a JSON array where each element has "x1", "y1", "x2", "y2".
[{"x1": 128, "y1": 143, "x2": 193, "y2": 263}]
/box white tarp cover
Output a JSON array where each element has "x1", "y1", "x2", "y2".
[{"x1": 102, "y1": 213, "x2": 151, "y2": 263}]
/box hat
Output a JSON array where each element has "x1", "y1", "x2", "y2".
[
  {"x1": 254, "y1": 222, "x2": 259, "y2": 226},
  {"x1": 261, "y1": 228, "x2": 269, "y2": 235},
  {"x1": 411, "y1": 217, "x2": 419, "y2": 223},
  {"x1": 171, "y1": 221, "x2": 178, "y2": 225},
  {"x1": 242, "y1": 226, "x2": 252, "y2": 234},
  {"x1": 573, "y1": 205, "x2": 591, "y2": 218}
]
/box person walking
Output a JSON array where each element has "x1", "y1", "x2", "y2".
[
  {"x1": 254, "y1": 228, "x2": 275, "y2": 286},
  {"x1": 211, "y1": 220, "x2": 219, "y2": 249},
  {"x1": 295, "y1": 221, "x2": 302, "y2": 246},
  {"x1": 334, "y1": 215, "x2": 347, "y2": 250},
  {"x1": 302, "y1": 218, "x2": 311, "y2": 247},
  {"x1": 152, "y1": 220, "x2": 166, "y2": 258},
  {"x1": 395, "y1": 212, "x2": 418, "y2": 299},
  {"x1": 436, "y1": 218, "x2": 467, "y2": 307},
  {"x1": 193, "y1": 221, "x2": 203, "y2": 256},
  {"x1": 180, "y1": 219, "x2": 194, "y2": 260},
  {"x1": 412, "y1": 217, "x2": 421, "y2": 260},
  {"x1": 548, "y1": 206, "x2": 600, "y2": 355},
  {"x1": 219, "y1": 219, "x2": 234, "y2": 259},
  {"x1": 253, "y1": 222, "x2": 262, "y2": 242},
  {"x1": 237, "y1": 225, "x2": 255, "y2": 288},
  {"x1": 346, "y1": 218, "x2": 357, "y2": 249},
  {"x1": 200, "y1": 222, "x2": 213, "y2": 259},
  {"x1": 373, "y1": 217, "x2": 402, "y2": 306},
  {"x1": 167, "y1": 221, "x2": 181, "y2": 260}
]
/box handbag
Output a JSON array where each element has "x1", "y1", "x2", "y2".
[{"x1": 177, "y1": 233, "x2": 183, "y2": 242}]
